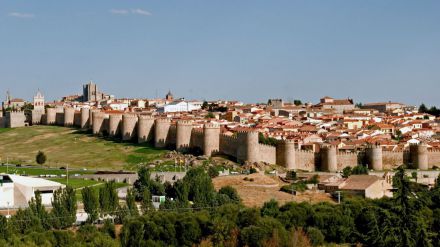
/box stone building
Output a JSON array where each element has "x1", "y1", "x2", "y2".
[{"x1": 82, "y1": 81, "x2": 109, "y2": 102}]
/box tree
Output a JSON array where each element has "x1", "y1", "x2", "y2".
[
  {"x1": 99, "y1": 181, "x2": 119, "y2": 215},
  {"x1": 342, "y1": 166, "x2": 352, "y2": 178},
  {"x1": 351, "y1": 165, "x2": 368, "y2": 175},
  {"x1": 202, "y1": 101, "x2": 209, "y2": 109},
  {"x1": 28, "y1": 191, "x2": 50, "y2": 229},
  {"x1": 0, "y1": 215, "x2": 8, "y2": 240},
  {"x1": 101, "y1": 219, "x2": 116, "y2": 238},
  {"x1": 51, "y1": 187, "x2": 77, "y2": 229},
  {"x1": 393, "y1": 165, "x2": 418, "y2": 246},
  {"x1": 306, "y1": 227, "x2": 324, "y2": 247},
  {"x1": 141, "y1": 189, "x2": 154, "y2": 213},
  {"x1": 82, "y1": 186, "x2": 99, "y2": 223},
  {"x1": 219, "y1": 186, "x2": 241, "y2": 203},
  {"x1": 36, "y1": 151, "x2": 47, "y2": 166},
  {"x1": 183, "y1": 167, "x2": 216, "y2": 207},
  {"x1": 120, "y1": 219, "x2": 145, "y2": 247},
  {"x1": 293, "y1": 100, "x2": 302, "y2": 106},
  {"x1": 261, "y1": 199, "x2": 280, "y2": 218},
  {"x1": 419, "y1": 103, "x2": 428, "y2": 113},
  {"x1": 205, "y1": 112, "x2": 215, "y2": 119},
  {"x1": 208, "y1": 166, "x2": 219, "y2": 178},
  {"x1": 126, "y1": 188, "x2": 139, "y2": 216}
]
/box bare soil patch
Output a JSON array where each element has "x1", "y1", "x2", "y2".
[{"x1": 213, "y1": 173, "x2": 333, "y2": 207}]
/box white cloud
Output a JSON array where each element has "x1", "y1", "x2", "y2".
[
  {"x1": 130, "y1": 8, "x2": 151, "y2": 16},
  {"x1": 109, "y1": 9, "x2": 129, "y2": 15},
  {"x1": 8, "y1": 12, "x2": 34, "y2": 18},
  {"x1": 109, "y1": 8, "x2": 151, "y2": 16}
]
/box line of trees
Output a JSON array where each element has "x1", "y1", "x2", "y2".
[
  {"x1": 121, "y1": 166, "x2": 440, "y2": 246},
  {"x1": 419, "y1": 103, "x2": 440, "y2": 117},
  {"x1": 1, "y1": 166, "x2": 440, "y2": 246}
]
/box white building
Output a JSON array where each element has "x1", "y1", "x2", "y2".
[
  {"x1": 108, "y1": 102, "x2": 129, "y2": 111},
  {"x1": 33, "y1": 90, "x2": 45, "y2": 112},
  {"x1": 0, "y1": 174, "x2": 65, "y2": 208},
  {"x1": 157, "y1": 101, "x2": 202, "y2": 113}
]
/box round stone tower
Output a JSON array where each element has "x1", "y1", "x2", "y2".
[
  {"x1": 138, "y1": 115, "x2": 155, "y2": 143},
  {"x1": 45, "y1": 108, "x2": 56, "y2": 125},
  {"x1": 277, "y1": 139, "x2": 296, "y2": 170},
  {"x1": 92, "y1": 111, "x2": 105, "y2": 135},
  {"x1": 203, "y1": 123, "x2": 220, "y2": 156},
  {"x1": 237, "y1": 131, "x2": 259, "y2": 163},
  {"x1": 80, "y1": 108, "x2": 89, "y2": 129},
  {"x1": 176, "y1": 120, "x2": 193, "y2": 152},
  {"x1": 367, "y1": 145, "x2": 383, "y2": 171},
  {"x1": 154, "y1": 118, "x2": 171, "y2": 148},
  {"x1": 122, "y1": 113, "x2": 138, "y2": 141},
  {"x1": 89, "y1": 109, "x2": 99, "y2": 131},
  {"x1": 63, "y1": 107, "x2": 75, "y2": 127},
  {"x1": 410, "y1": 143, "x2": 429, "y2": 170},
  {"x1": 321, "y1": 145, "x2": 338, "y2": 172},
  {"x1": 109, "y1": 113, "x2": 123, "y2": 137}
]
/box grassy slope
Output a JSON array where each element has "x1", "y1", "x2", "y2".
[{"x1": 0, "y1": 126, "x2": 166, "y2": 171}]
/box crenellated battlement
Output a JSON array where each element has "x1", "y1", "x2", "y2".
[
  {"x1": 336, "y1": 151, "x2": 358, "y2": 156},
  {"x1": 138, "y1": 114, "x2": 154, "y2": 120},
  {"x1": 204, "y1": 123, "x2": 220, "y2": 129},
  {"x1": 155, "y1": 118, "x2": 171, "y2": 123},
  {"x1": 236, "y1": 130, "x2": 259, "y2": 135},
  {"x1": 220, "y1": 134, "x2": 238, "y2": 141},
  {"x1": 7, "y1": 110, "x2": 25, "y2": 115},
  {"x1": 123, "y1": 113, "x2": 138, "y2": 119},
  {"x1": 177, "y1": 120, "x2": 193, "y2": 125}
]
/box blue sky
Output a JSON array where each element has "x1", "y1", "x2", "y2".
[{"x1": 1, "y1": 1, "x2": 439, "y2": 105}]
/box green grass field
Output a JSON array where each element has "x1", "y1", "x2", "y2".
[
  {"x1": 0, "y1": 126, "x2": 167, "y2": 171},
  {"x1": 48, "y1": 177, "x2": 128, "y2": 201},
  {"x1": 0, "y1": 166, "x2": 93, "y2": 176}
]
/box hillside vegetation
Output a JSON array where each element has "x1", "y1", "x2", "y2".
[{"x1": 0, "y1": 126, "x2": 166, "y2": 170}]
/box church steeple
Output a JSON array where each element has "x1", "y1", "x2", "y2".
[{"x1": 165, "y1": 90, "x2": 174, "y2": 101}]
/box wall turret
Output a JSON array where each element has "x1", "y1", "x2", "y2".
[
  {"x1": 237, "y1": 131, "x2": 259, "y2": 163},
  {"x1": 109, "y1": 113, "x2": 123, "y2": 137},
  {"x1": 366, "y1": 145, "x2": 383, "y2": 171},
  {"x1": 122, "y1": 114, "x2": 138, "y2": 141},
  {"x1": 63, "y1": 107, "x2": 75, "y2": 127},
  {"x1": 203, "y1": 123, "x2": 220, "y2": 156},
  {"x1": 176, "y1": 120, "x2": 193, "y2": 152},
  {"x1": 138, "y1": 115, "x2": 155, "y2": 143},
  {"x1": 277, "y1": 139, "x2": 296, "y2": 170},
  {"x1": 321, "y1": 145, "x2": 338, "y2": 172},
  {"x1": 5, "y1": 111, "x2": 26, "y2": 128},
  {"x1": 31, "y1": 109, "x2": 44, "y2": 125},
  {"x1": 410, "y1": 143, "x2": 429, "y2": 170},
  {"x1": 80, "y1": 108, "x2": 89, "y2": 129},
  {"x1": 45, "y1": 108, "x2": 56, "y2": 125},
  {"x1": 154, "y1": 118, "x2": 171, "y2": 148},
  {"x1": 92, "y1": 112, "x2": 105, "y2": 135}
]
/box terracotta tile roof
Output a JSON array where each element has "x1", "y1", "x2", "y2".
[{"x1": 341, "y1": 175, "x2": 380, "y2": 190}]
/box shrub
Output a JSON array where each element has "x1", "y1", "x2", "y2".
[{"x1": 306, "y1": 227, "x2": 325, "y2": 246}]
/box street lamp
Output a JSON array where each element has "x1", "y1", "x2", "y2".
[{"x1": 336, "y1": 191, "x2": 341, "y2": 204}]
